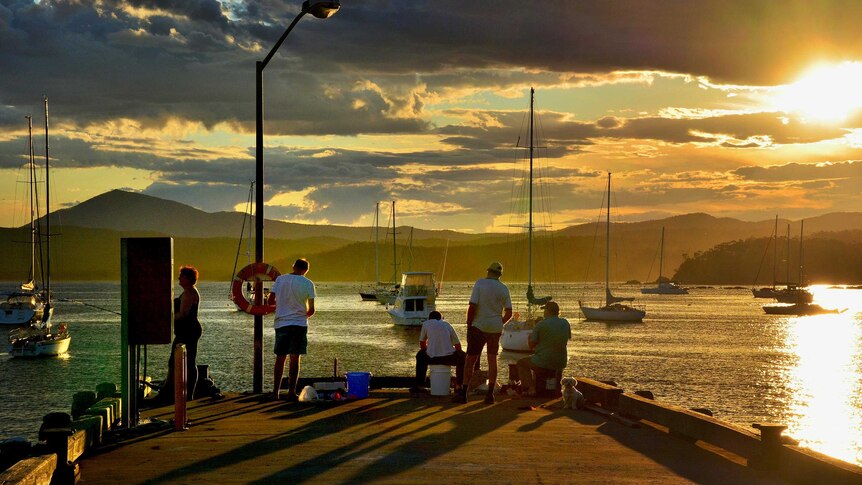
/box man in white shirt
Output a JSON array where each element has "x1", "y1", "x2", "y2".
[
  {"x1": 413, "y1": 311, "x2": 465, "y2": 393},
  {"x1": 453, "y1": 262, "x2": 513, "y2": 404},
  {"x1": 267, "y1": 258, "x2": 316, "y2": 401}
]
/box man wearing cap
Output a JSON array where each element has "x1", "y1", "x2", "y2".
[
  {"x1": 453, "y1": 262, "x2": 513, "y2": 404},
  {"x1": 516, "y1": 301, "x2": 571, "y2": 397},
  {"x1": 267, "y1": 258, "x2": 316, "y2": 401}
]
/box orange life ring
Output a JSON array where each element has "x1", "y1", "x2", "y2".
[{"x1": 231, "y1": 262, "x2": 281, "y2": 315}]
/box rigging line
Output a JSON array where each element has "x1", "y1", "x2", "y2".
[
  {"x1": 609, "y1": 183, "x2": 633, "y2": 283},
  {"x1": 645, "y1": 235, "x2": 660, "y2": 282},
  {"x1": 752, "y1": 220, "x2": 777, "y2": 285},
  {"x1": 533, "y1": 110, "x2": 557, "y2": 289},
  {"x1": 581, "y1": 185, "x2": 606, "y2": 299},
  {"x1": 58, "y1": 298, "x2": 122, "y2": 316},
  {"x1": 230, "y1": 181, "x2": 254, "y2": 282}
]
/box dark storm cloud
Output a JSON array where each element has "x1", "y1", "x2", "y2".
[{"x1": 5, "y1": 0, "x2": 862, "y2": 136}]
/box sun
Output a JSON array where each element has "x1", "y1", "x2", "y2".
[{"x1": 771, "y1": 61, "x2": 862, "y2": 123}]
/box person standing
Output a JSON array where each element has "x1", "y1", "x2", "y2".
[
  {"x1": 163, "y1": 266, "x2": 203, "y2": 402},
  {"x1": 267, "y1": 258, "x2": 316, "y2": 401},
  {"x1": 516, "y1": 301, "x2": 571, "y2": 396},
  {"x1": 454, "y1": 262, "x2": 513, "y2": 404},
  {"x1": 413, "y1": 311, "x2": 466, "y2": 393}
]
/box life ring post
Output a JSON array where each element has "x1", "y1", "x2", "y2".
[{"x1": 231, "y1": 262, "x2": 280, "y2": 315}]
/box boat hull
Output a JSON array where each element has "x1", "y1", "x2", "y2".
[
  {"x1": 751, "y1": 287, "x2": 779, "y2": 298},
  {"x1": 641, "y1": 285, "x2": 688, "y2": 295},
  {"x1": 579, "y1": 303, "x2": 645, "y2": 322},
  {"x1": 359, "y1": 292, "x2": 377, "y2": 302},
  {"x1": 774, "y1": 289, "x2": 814, "y2": 304},
  {"x1": 386, "y1": 308, "x2": 427, "y2": 326},
  {"x1": 9, "y1": 335, "x2": 70, "y2": 357},
  {"x1": 763, "y1": 304, "x2": 839, "y2": 316},
  {"x1": 0, "y1": 308, "x2": 39, "y2": 326}
]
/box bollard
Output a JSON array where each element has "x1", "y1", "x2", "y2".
[
  {"x1": 751, "y1": 422, "x2": 787, "y2": 469},
  {"x1": 174, "y1": 344, "x2": 188, "y2": 431}
]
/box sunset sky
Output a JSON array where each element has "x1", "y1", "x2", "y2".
[{"x1": 4, "y1": 1, "x2": 862, "y2": 232}]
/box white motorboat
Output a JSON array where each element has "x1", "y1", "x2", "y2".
[
  {"x1": 387, "y1": 272, "x2": 436, "y2": 326},
  {"x1": 579, "y1": 173, "x2": 646, "y2": 323},
  {"x1": 0, "y1": 290, "x2": 46, "y2": 327},
  {"x1": 641, "y1": 227, "x2": 688, "y2": 295}
]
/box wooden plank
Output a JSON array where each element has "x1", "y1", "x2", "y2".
[{"x1": 0, "y1": 454, "x2": 56, "y2": 485}]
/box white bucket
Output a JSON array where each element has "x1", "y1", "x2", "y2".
[{"x1": 429, "y1": 365, "x2": 452, "y2": 396}]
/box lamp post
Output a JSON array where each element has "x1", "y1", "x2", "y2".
[{"x1": 253, "y1": 0, "x2": 340, "y2": 393}]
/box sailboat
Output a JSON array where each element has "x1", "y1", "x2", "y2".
[
  {"x1": 500, "y1": 87, "x2": 553, "y2": 355},
  {"x1": 752, "y1": 216, "x2": 781, "y2": 299},
  {"x1": 9, "y1": 97, "x2": 70, "y2": 357},
  {"x1": 764, "y1": 220, "x2": 838, "y2": 315},
  {"x1": 373, "y1": 200, "x2": 400, "y2": 305},
  {"x1": 640, "y1": 226, "x2": 688, "y2": 295},
  {"x1": 0, "y1": 117, "x2": 48, "y2": 328},
  {"x1": 579, "y1": 173, "x2": 646, "y2": 322},
  {"x1": 771, "y1": 223, "x2": 813, "y2": 304},
  {"x1": 359, "y1": 202, "x2": 396, "y2": 302}
]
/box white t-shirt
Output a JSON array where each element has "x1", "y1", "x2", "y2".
[
  {"x1": 469, "y1": 277, "x2": 512, "y2": 333},
  {"x1": 271, "y1": 273, "x2": 316, "y2": 329},
  {"x1": 420, "y1": 318, "x2": 460, "y2": 358}
]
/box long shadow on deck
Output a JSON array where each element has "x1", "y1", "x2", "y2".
[{"x1": 138, "y1": 393, "x2": 786, "y2": 484}]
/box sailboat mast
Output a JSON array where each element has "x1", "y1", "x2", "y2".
[
  {"x1": 528, "y1": 87, "x2": 534, "y2": 289},
  {"x1": 27, "y1": 116, "x2": 36, "y2": 285},
  {"x1": 658, "y1": 226, "x2": 665, "y2": 282},
  {"x1": 798, "y1": 220, "x2": 804, "y2": 285},
  {"x1": 375, "y1": 202, "x2": 380, "y2": 286},
  {"x1": 605, "y1": 172, "x2": 611, "y2": 304},
  {"x1": 785, "y1": 224, "x2": 790, "y2": 286},
  {"x1": 43, "y1": 96, "x2": 50, "y2": 305},
  {"x1": 772, "y1": 215, "x2": 778, "y2": 287},
  {"x1": 391, "y1": 200, "x2": 397, "y2": 284}
]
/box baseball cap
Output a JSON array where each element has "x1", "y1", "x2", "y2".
[
  {"x1": 487, "y1": 261, "x2": 503, "y2": 274},
  {"x1": 541, "y1": 301, "x2": 560, "y2": 314}
]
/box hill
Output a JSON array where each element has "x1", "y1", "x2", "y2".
[
  {"x1": 673, "y1": 230, "x2": 862, "y2": 284},
  {"x1": 5, "y1": 189, "x2": 862, "y2": 282},
  {"x1": 46, "y1": 190, "x2": 489, "y2": 242}
]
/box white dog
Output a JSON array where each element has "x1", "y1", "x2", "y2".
[{"x1": 560, "y1": 377, "x2": 584, "y2": 409}]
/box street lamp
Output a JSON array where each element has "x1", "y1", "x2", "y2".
[{"x1": 253, "y1": 0, "x2": 340, "y2": 393}]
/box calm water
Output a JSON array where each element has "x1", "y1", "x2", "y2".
[{"x1": 1, "y1": 281, "x2": 861, "y2": 465}]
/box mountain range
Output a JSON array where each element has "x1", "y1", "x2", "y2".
[{"x1": 4, "y1": 189, "x2": 862, "y2": 283}]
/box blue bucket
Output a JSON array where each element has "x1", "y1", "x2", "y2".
[{"x1": 345, "y1": 371, "x2": 372, "y2": 398}]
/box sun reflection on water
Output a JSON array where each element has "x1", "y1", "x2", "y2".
[{"x1": 781, "y1": 285, "x2": 862, "y2": 464}]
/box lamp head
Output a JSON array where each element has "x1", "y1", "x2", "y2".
[{"x1": 302, "y1": 1, "x2": 340, "y2": 19}]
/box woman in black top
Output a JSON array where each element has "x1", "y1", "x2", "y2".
[{"x1": 163, "y1": 266, "x2": 202, "y2": 402}]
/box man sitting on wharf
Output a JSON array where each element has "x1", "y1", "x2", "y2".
[
  {"x1": 413, "y1": 311, "x2": 466, "y2": 394},
  {"x1": 516, "y1": 301, "x2": 571, "y2": 397}
]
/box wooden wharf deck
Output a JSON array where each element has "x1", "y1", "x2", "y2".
[{"x1": 76, "y1": 390, "x2": 790, "y2": 485}]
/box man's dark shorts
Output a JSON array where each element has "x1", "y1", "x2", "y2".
[
  {"x1": 466, "y1": 325, "x2": 501, "y2": 356},
  {"x1": 274, "y1": 325, "x2": 308, "y2": 355}
]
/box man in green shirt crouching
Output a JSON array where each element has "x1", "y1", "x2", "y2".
[{"x1": 516, "y1": 301, "x2": 571, "y2": 396}]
